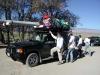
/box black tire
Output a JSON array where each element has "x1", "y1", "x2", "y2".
[
  {"x1": 91, "y1": 43, "x2": 94, "y2": 46},
  {"x1": 6, "y1": 51, "x2": 10, "y2": 57},
  {"x1": 6, "y1": 48, "x2": 10, "y2": 57},
  {"x1": 26, "y1": 53, "x2": 39, "y2": 67}
]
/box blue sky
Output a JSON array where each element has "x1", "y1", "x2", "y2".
[{"x1": 68, "y1": 0, "x2": 100, "y2": 29}]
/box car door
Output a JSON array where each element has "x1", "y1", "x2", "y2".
[{"x1": 41, "y1": 34, "x2": 56, "y2": 58}]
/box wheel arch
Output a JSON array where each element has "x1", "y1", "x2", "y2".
[{"x1": 25, "y1": 50, "x2": 42, "y2": 64}]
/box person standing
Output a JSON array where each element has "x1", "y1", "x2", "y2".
[
  {"x1": 77, "y1": 35, "x2": 83, "y2": 58},
  {"x1": 66, "y1": 33, "x2": 76, "y2": 63},
  {"x1": 49, "y1": 31, "x2": 64, "y2": 65},
  {"x1": 84, "y1": 37, "x2": 91, "y2": 55},
  {"x1": 43, "y1": 14, "x2": 51, "y2": 28}
]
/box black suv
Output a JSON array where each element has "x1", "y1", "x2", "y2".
[
  {"x1": 89, "y1": 36, "x2": 100, "y2": 46},
  {"x1": 6, "y1": 30, "x2": 57, "y2": 67}
]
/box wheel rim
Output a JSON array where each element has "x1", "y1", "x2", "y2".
[{"x1": 28, "y1": 54, "x2": 38, "y2": 66}]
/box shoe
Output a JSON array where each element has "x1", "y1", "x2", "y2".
[
  {"x1": 90, "y1": 51, "x2": 95, "y2": 56},
  {"x1": 90, "y1": 52, "x2": 93, "y2": 56},
  {"x1": 63, "y1": 60, "x2": 66, "y2": 63},
  {"x1": 70, "y1": 60, "x2": 74, "y2": 63},
  {"x1": 66, "y1": 59, "x2": 68, "y2": 63},
  {"x1": 58, "y1": 61, "x2": 64, "y2": 65}
]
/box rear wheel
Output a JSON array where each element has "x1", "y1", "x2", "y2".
[
  {"x1": 26, "y1": 53, "x2": 39, "y2": 67},
  {"x1": 6, "y1": 48, "x2": 10, "y2": 57},
  {"x1": 6, "y1": 51, "x2": 10, "y2": 57},
  {"x1": 91, "y1": 43, "x2": 94, "y2": 46}
]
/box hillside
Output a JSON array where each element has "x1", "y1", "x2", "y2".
[{"x1": 72, "y1": 28, "x2": 100, "y2": 38}]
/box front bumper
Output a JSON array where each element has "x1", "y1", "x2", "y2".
[{"x1": 6, "y1": 46, "x2": 25, "y2": 61}]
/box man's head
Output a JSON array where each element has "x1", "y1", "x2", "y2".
[
  {"x1": 70, "y1": 33, "x2": 73, "y2": 36},
  {"x1": 68, "y1": 30, "x2": 73, "y2": 36},
  {"x1": 68, "y1": 32, "x2": 73, "y2": 36},
  {"x1": 79, "y1": 35, "x2": 81, "y2": 38}
]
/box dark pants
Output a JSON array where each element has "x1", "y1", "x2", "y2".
[{"x1": 78, "y1": 44, "x2": 82, "y2": 58}]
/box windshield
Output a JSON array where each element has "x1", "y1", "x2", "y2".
[
  {"x1": 30, "y1": 32, "x2": 55, "y2": 42},
  {"x1": 30, "y1": 32, "x2": 48, "y2": 42}
]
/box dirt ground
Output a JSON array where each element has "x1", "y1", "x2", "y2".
[{"x1": 0, "y1": 47, "x2": 100, "y2": 75}]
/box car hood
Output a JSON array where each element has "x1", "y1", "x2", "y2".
[{"x1": 11, "y1": 40, "x2": 42, "y2": 47}]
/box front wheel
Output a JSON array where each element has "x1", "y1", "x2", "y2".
[{"x1": 26, "y1": 53, "x2": 39, "y2": 67}]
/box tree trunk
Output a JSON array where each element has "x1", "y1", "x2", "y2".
[
  {"x1": 21, "y1": 26, "x2": 25, "y2": 41},
  {"x1": 0, "y1": 28, "x2": 5, "y2": 43},
  {"x1": 5, "y1": 8, "x2": 11, "y2": 45},
  {"x1": 5, "y1": 8, "x2": 11, "y2": 20}
]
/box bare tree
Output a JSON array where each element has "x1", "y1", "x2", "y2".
[
  {"x1": 62, "y1": 10, "x2": 79, "y2": 27},
  {"x1": 0, "y1": 0, "x2": 16, "y2": 20},
  {"x1": 31, "y1": 0, "x2": 68, "y2": 16},
  {"x1": 30, "y1": 0, "x2": 78, "y2": 27}
]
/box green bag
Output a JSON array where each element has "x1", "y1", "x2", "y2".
[
  {"x1": 60, "y1": 19, "x2": 69, "y2": 29},
  {"x1": 52, "y1": 18, "x2": 61, "y2": 27}
]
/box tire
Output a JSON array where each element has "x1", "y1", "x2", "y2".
[
  {"x1": 91, "y1": 43, "x2": 94, "y2": 46},
  {"x1": 26, "y1": 53, "x2": 39, "y2": 67},
  {"x1": 6, "y1": 51, "x2": 10, "y2": 57},
  {"x1": 6, "y1": 48, "x2": 10, "y2": 57}
]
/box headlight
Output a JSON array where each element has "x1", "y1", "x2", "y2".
[{"x1": 17, "y1": 48, "x2": 24, "y2": 54}]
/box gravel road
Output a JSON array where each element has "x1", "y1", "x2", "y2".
[{"x1": 0, "y1": 47, "x2": 100, "y2": 75}]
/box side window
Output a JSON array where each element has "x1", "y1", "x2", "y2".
[
  {"x1": 35, "y1": 35, "x2": 41, "y2": 41},
  {"x1": 37, "y1": 34, "x2": 47, "y2": 42},
  {"x1": 43, "y1": 34, "x2": 47, "y2": 42},
  {"x1": 43, "y1": 34, "x2": 55, "y2": 42}
]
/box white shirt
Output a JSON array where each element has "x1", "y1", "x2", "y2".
[
  {"x1": 56, "y1": 37, "x2": 63, "y2": 49},
  {"x1": 77, "y1": 38, "x2": 83, "y2": 46},
  {"x1": 84, "y1": 38, "x2": 90, "y2": 45},
  {"x1": 51, "y1": 33, "x2": 63, "y2": 49},
  {"x1": 69, "y1": 35, "x2": 75, "y2": 48}
]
